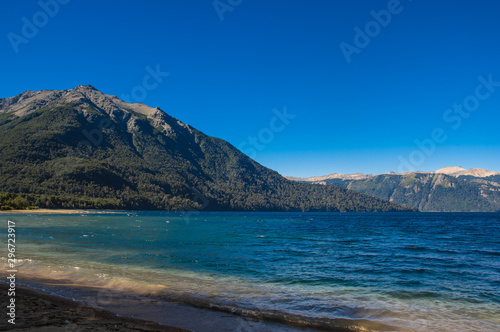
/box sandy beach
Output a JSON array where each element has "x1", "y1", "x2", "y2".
[{"x1": 0, "y1": 283, "x2": 188, "y2": 331}]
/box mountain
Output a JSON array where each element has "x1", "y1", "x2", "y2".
[
  {"x1": 287, "y1": 168, "x2": 500, "y2": 212},
  {"x1": 0, "y1": 85, "x2": 413, "y2": 212},
  {"x1": 434, "y1": 166, "x2": 500, "y2": 178}
]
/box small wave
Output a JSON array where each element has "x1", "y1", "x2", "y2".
[
  {"x1": 472, "y1": 249, "x2": 500, "y2": 257},
  {"x1": 5, "y1": 245, "x2": 500, "y2": 332},
  {"x1": 155, "y1": 294, "x2": 400, "y2": 332},
  {"x1": 2, "y1": 259, "x2": 401, "y2": 331},
  {"x1": 384, "y1": 290, "x2": 442, "y2": 300},
  {"x1": 401, "y1": 245, "x2": 429, "y2": 251}
]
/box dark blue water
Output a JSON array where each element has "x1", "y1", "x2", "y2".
[{"x1": 2, "y1": 212, "x2": 499, "y2": 331}]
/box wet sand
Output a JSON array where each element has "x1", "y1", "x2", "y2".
[{"x1": 0, "y1": 283, "x2": 187, "y2": 331}]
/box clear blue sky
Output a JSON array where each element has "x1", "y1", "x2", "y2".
[{"x1": 1, "y1": 0, "x2": 499, "y2": 177}]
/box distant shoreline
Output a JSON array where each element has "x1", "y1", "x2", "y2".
[
  {"x1": 0, "y1": 209, "x2": 419, "y2": 214},
  {"x1": 0, "y1": 208, "x2": 89, "y2": 214},
  {"x1": 3, "y1": 209, "x2": 497, "y2": 214}
]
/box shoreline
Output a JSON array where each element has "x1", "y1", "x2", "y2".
[
  {"x1": 2, "y1": 280, "x2": 318, "y2": 332},
  {"x1": 0, "y1": 282, "x2": 188, "y2": 331},
  {"x1": 0, "y1": 209, "x2": 89, "y2": 214},
  {"x1": 0, "y1": 209, "x2": 425, "y2": 215}
]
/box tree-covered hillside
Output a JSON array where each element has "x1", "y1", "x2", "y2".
[
  {"x1": 316, "y1": 173, "x2": 500, "y2": 212},
  {"x1": 0, "y1": 87, "x2": 413, "y2": 212}
]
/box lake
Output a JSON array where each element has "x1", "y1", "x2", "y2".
[{"x1": 1, "y1": 212, "x2": 499, "y2": 331}]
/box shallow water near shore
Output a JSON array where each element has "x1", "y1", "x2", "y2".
[{"x1": 1, "y1": 212, "x2": 499, "y2": 331}]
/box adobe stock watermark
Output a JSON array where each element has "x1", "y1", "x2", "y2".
[
  {"x1": 120, "y1": 65, "x2": 169, "y2": 103},
  {"x1": 213, "y1": 0, "x2": 242, "y2": 21},
  {"x1": 339, "y1": 0, "x2": 412, "y2": 64},
  {"x1": 6, "y1": 220, "x2": 17, "y2": 326},
  {"x1": 398, "y1": 74, "x2": 500, "y2": 172},
  {"x1": 238, "y1": 106, "x2": 296, "y2": 159},
  {"x1": 7, "y1": 0, "x2": 71, "y2": 54}
]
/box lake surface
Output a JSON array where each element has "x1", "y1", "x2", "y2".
[{"x1": 1, "y1": 212, "x2": 499, "y2": 331}]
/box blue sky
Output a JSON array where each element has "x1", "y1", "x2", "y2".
[{"x1": 1, "y1": 0, "x2": 500, "y2": 177}]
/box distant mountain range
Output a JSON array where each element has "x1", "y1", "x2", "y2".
[
  {"x1": 287, "y1": 167, "x2": 500, "y2": 212},
  {"x1": 0, "y1": 85, "x2": 412, "y2": 212}
]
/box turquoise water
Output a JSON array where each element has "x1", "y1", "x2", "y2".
[{"x1": 1, "y1": 212, "x2": 499, "y2": 331}]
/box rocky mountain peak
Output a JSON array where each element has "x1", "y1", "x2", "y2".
[
  {"x1": 0, "y1": 85, "x2": 193, "y2": 137},
  {"x1": 434, "y1": 166, "x2": 466, "y2": 174},
  {"x1": 75, "y1": 84, "x2": 98, "y2": 90},
  {"x1": 434, "y1": 167, "x2": 499, "y2": 177}
]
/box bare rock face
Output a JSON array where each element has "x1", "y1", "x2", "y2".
[
  {"x1": 288, "y1": 166, "x2": 499, "y2": 183},
  {"x1": 147, "y1": 108, "x2": 175, "y2": 135},
  {"x1": 0, "y1": 85, "x2": 192, "y2": 137},
  {"x1": 285, "y1": 172, "x2": 374, "y2": 183},
  {"x1": 434, "y1": 166, "x2": 466, "y2": 175},
  {"x1": 0, "y1": 89, "x2": 65, "y2": 116},
  {"x1": 433, "y1": 166, "x2": 500, "y2": 177},
  {"x1": 126, "y1": 116, "x2": 143, "y2": 132}
]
